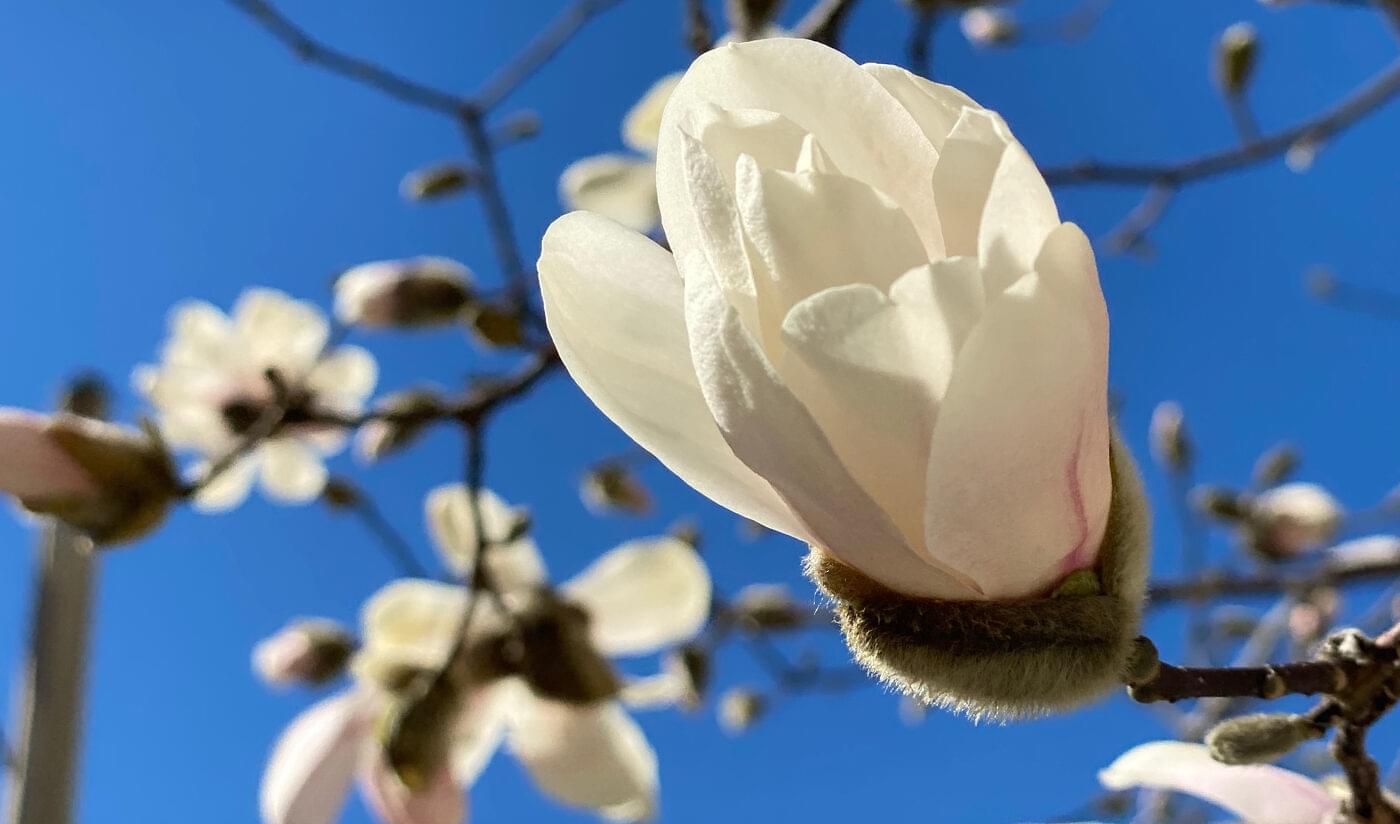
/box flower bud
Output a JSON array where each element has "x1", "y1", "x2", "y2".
[
  {"x1": 1193, "y1": 485, "x2": 1247, "y2": 522},
  {"x1": 510, "y1": 590, "x2": 622, "y2": 705},
  {"x1": 354, "y1": 389, "x2": 447, "y2": 462},
  {"x1": 580, "y1": 462, "x2": 653, "y2": 516},
  {"x1": 466, "y1": 303, "x2": 526, "y2": 349},
  {"x1": 495, "y1": 110, "x2": 541, "y2": 144},
  {"x1": 1326, "y1": 535, "x2": 1400, "y2": 572},
  {"x1": 1214, "y1": 22, "x2": 1259, "y2": 97},
  {"x1": 334, "y1": 257, "x2": 474, "y2": 330},
  {"x1": 400, "y1": 163, "x2": 476, "y2": 201},
  {"x1": 1245, "y1": 482, "x2": 1342, "y2": 559},
  {"x1": 1252, "y1": 443, "x2": 1299, "y2": 489},
  {"x1": 730, "y1": 584, "x2": 808, "y2": 632},
  {"x1": 0, "y1": 409, "x2": 179, "y2": 545},
  {"x1": 718, "y1": 687, "x2": 766, "y2": 734},
  {"x1": 253, "y1": 619, "x2": 358, "y2": 687},
  {"x1": 1286, "y1": 134, "x2": 1322, "y2": 173},
  {"x1": 1206, "y1": 713, "x2": 1323, "y2": 765},
  {"x1": 960, "y1": 7, "x2": 1018, "y2": 47},
  {"x1": 1148, "y1": 401, "x2": 1191, "y2": 471},
  {"x1": 805, "y1": 432, "x2": 1152, "y2": 720}
]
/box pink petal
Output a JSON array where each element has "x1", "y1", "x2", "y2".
[
  {"x1": 360, "y1": 752, "x2": 467, "y2": 824},
  {"x1": 260, "y1": 690, "x2": 377, "y2": 824},
  {"x1": 0, "y1": 409, "x2": 99, "y2": 500}
]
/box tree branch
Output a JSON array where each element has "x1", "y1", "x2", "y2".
[{"x1": 472, "y1": 0, "x2": 629, "y2": 112}]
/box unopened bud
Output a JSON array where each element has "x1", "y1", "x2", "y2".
[
  {"x1": 1252, "y1": 443, "x2": 1299, "y2": 488},
  {"x1": 1286, "y1": 134, "x2": 1322, "y2": 173},
  {"x1": 354, "y1": 389, "x2": 447, "y2": 462},
  {"x1": 718, "y1": 687, "x2": 766, "y2": 734},
  {"x1": 1214, "y1": 22, "x2": 1259, "y2": 96},
  {"x1": 495, "y1": 110, "x2": 541, "y2": 144},
  {"x1": 511, "y1": 590, "x2": 622, "y2": 704},
  {"x1": 731, "y1": 584, "x2": 808, "y2": 632},
  {"x1": 1326, "y1": 535, "x2": 1400, "y2": 572},
  {"x1": 382, "y1": 668, "x2": 464, "y2": 791},
  {"x1": 1246, "y1": 482, "x2": 1342, "y2": 559},
  {"x1": 0, "y1": 409, "x2": 180, "y2": 545},
  {"x1": 580, "y1": 462, "x2": 653, "y2": 516},
  {"x1": 335, "y1": 257, "x2": 474, "y2": 329},
  {"x1": 400, "y1": 163, "x2": 476, "y2": 201},
  {"x1": 466, "y1": 303, "x2": 526, "y2": 349},
  {"x1": 1206, "y1": 713, "x2": 1323, "y2": 765},
  {"x1": 320, "y1": 477, "x2": 362, "y2": 509},
  {"x1": 252, "y1": 618, "x2": 357, "y2": 687},
  {"x1": 1149, "y1": 401, "x2": 1192, "y2": 471},
  {"x1": 960, "y1": 7, "x2": 1018, "y2": 47}
]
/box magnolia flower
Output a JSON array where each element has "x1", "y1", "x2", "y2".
[
  {"x1": 538, "y1": 38, "x2": 1146, "y2": 717},
  {"x1": 0, "y1": 408, "x2": 178, "y2": 544},
  {"x1": 334, "y1": 257, "x2": 474, "y2": 329},
  {"x1": 1099, "y1": 741, "x2": 1340, "y2": 824},
  {"x1": 261, "y1": 488, "x2": 710, "y2": 823},
  {"x1": 137, "y1": 288, "x2": 378, "y2": 511},
  {"x1": 1247, "y1": 482, "x2": 1343, "y2": 558}
]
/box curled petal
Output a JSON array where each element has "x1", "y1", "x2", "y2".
[
  {"x1": 563, "y1": 537, "x2": 711, "y2": 656},
  {"x1": 559, "y1": 155, "x2": 660, "y2": 233},
  {"x1": 307, "y1": 346, "x2": 379, "y2": 408},
  {"x1": 506, "y1": 695, "x2": 658, "y2": 822},
  {"x1": 1099, "y1": 741, "x2": 1338, "y2": 824},
  {"x1": 260, "y1": 691, "x2": 377, "y2": 824},
  {"x1": 622, "y1": 73, "x2": 683, "y2": 154}
]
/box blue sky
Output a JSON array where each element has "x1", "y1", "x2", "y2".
[{"x1": 3, "y1": 1, "x2": 1400, "y2": 822}]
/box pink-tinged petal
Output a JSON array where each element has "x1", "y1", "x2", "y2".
[
  {"x1": 922, "y1": 271, "x2": 1109, "y2": 599},
  {"x1": 683, "y1": 252, "x2": 981, "y2": 600},
  {"x1": 360, "y1": 751, "x2": 467, "y2": 824},
  {"x1": 657, "y1": 39, "x2": 945, "y2": 269},
  {"x1": 505, "y1": 694, "x2": 658, "y2": 822},
  {"x1": 260, "y1": 691, "x2": 377, "y2": 824},
  {"x1": 0, "y1": 409, "x2": 99, "y2": 500},
  {"x1": 562, "y1": 537, "x2": 711, "y2": 657},
  {"x1": 1099, "y1": 741, "x2": 1339, "y2": 824},
  {"x1": 538, "y1": 211, "x2": 806, "y2": 540}
]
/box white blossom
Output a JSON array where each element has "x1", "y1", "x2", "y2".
[
  {"x1": 1099, "y1": 741, "x2": 1339, "y2": 824},
  {"x1": 539, "y1": 38, "x2": 1111, "y2": 602},
  {"x1": 136, "y1": 288, "x2": 377, "y2": 511},
  {"x1": 1250, "y1": 481, "x2": 1343, "y2": 556}
]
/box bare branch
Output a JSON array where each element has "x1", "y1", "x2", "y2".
[
  {"x1": 796, "y1": 0, "x2": 862, "y2": 46},
  {"x1": 473, "y1": 0, "x2": 630, "y2": 112}
]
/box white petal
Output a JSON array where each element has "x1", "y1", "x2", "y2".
[
  {"x1": 359, "y1": 579, "x2": 469, "y2": 672},
  {"x1": 0, "y1": 409, "x2": 99, "y2": 500},
  {"x1": 307, "y1": 346, "x2": 379, "y2": 407},
  {"x1": 930, "y1": 107, "x2": 1013, "y2": 262},
  {"x1": 683, "y1": 253, "x2": 978, "y2": 600},
  {"x1": 259, "y1": 439, "x2": 330, "y2": 503},
  {"x1": 537, "y1": 211, "x2": 806, "y2": 539},
  {"x1": 862, "y1": 63, "x2": 978, "y2": 153},
  {"x1": 562, "y1": 537, "x2": 711, "y2": 656},
  {"x1": 424, "y1": 485, "x2": 547, "y2": 593},
  {"x1": 777, "y1": 259, "x2": 984, "y2": 549},
  {"x1": 1099, "y1": 741, "x2": 1338, "y2": 824},
  {"x1": 450, "y1": 681, "x2": 515, "y2": 784},
  {"x1": 233, "y1": 288, "x2": 331, "y2": 378},
  {"x1": 506, "y1": 695, "x2": 658, "y2": 822},
  {"x1": 559, "y1": 155, "x2": 660, "y2": 233},
  {"x1": 622, "y1": 73, "x2": 683, "y2": 154},
  {"x1": 734, "y1": 159, "x2": 929, "y2": 360},
  {"x1": 192, "y1": 454, "x2": 259, "y2": 513},
  {"x1": 923, "y1": 271, "x2": 1110, "y2": 599},
  {"x1": 161, "y1": 300, "x2": 238, "y2": 372},
  {"x1": 260, "y1": 691, "x2": 375, "y2": 824},
  {"x1": 978, "y1": 139, "x2": 1060, "y2": 285},
  {"x1": 657, "y1": 39, "x2": 945, "y2": 268}
]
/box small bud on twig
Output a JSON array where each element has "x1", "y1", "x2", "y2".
[
  {"x1": 1206, "y1": 713, "x2": 1324, "y2": 765},
  {"x1": 400, "y1": 163, "x2": 477, "y2": 201},
  {"x1": 1149, "y1": 401, "x2": 1192, "y2": 472},
  {"x1": 1214, "y1": 22, "x2": 1259, "y2": 97},
  {"x1": 718, "y1": 687, "x2": 766, "y2": 734}
]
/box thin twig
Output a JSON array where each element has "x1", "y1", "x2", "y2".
[
  {"x1": 1149, "y1": 557, "x2": 1400, "y2": 603},
  {"x1": 458, "y1": 110, "x2": 531, "y2": 305},
  {"x1": 1044, "y1": 59, "x2": 1400, "y2": 188},
  {"x1": 907, "y1": 4, "x2": 938, "y2": 79},
  {"x1": 224, "y1": 0, "x2": 466, "y2": 113},
  {"x1": 796, "y1": 0, "x2": 862, "y2": 46},
  {"x1": 684, "y1": 0, "x2": 715, "y2": 55},
  {"x1": 472, "y1": 0, "x2": 629, "y2": 112},
  {"x1": 347, "y1": 488, "x2": 434, "y2": 579}
]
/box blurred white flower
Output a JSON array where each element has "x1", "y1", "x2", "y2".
[
  {"x1": 1099, "y1": 741, "x2": 1339, "y2": 824},
  {"x1": 334, "y1": 257, "x2": 474, "y2": 329},
  {"x1": 0, "y1": 408, "x2": 177, "y2": 544},
  {"x1": 539, "y1": 38, "x2": 1111, "y2": 602},
  {"x1": 262, "y1": 488, "x2": 709, "y2": 823},
  {"x1": 1325, "y1": 534, "x2": 1400, "y2": 571},
  {"x1": 1249, "y1": 482, "x2": 1343, "y2": 557},
  {"x1": 136, "y1": 288, "x2": 377, "y2": 511}
]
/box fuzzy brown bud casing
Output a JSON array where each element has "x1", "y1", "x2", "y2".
[{"x1": 805, "y1": 431, "x2": 1151, "y2": 720}]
